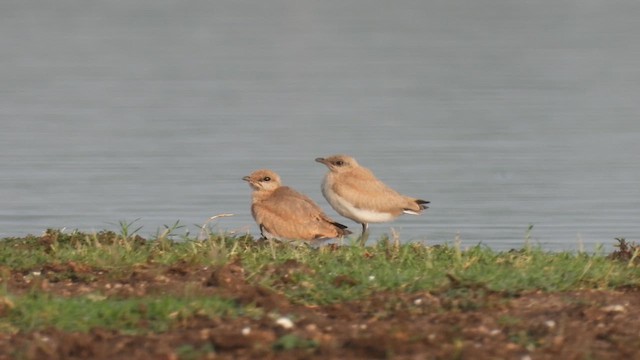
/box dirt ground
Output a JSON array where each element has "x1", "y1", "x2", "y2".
[{"x1": 1, "y1": 260, "x2": 639, "y2": 359}]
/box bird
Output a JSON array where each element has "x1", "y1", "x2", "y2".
[
  {"x1": 242, "y1": 169, "x2": 351, "y2": 241},
  {"x1": 315, "y1": 155, "x2": 429, "y2": 239}
]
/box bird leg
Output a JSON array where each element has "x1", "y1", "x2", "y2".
[{"x1": 358, "y1": 223, "x2": 369, "y2": 246}]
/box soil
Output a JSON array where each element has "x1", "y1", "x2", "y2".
[{"x1": 1, "y1": 259, "x2": 639, "y2": 359}]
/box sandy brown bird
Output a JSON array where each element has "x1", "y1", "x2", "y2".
[
  {"x1": 243, "y1": 169, "x2": 351, "y2": 241},
  {"x1": 315, "y1": 155, "x2": 429, "y2": 238}
]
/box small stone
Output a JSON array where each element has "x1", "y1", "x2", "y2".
[
  {"x1": 601, "y1": 304, "x2": 625, "y2": 313},
  {"x1": 276, "y1": 317, "x2": 294, "y2": 329},
  {"x1": 414, "y1": 298, "x2": 423, "y2": 305},
  {"x1": 505, "y1": 343, "x2": 520, "y2": 351},
  {"x1": 0, "y1": 296, "x2": 15, "y2": 315},
  {"x1": 168, "y1": 311, "x2": 180, "y2": 319},
  {"x1": 552, "y1": 335, "x2": 565, "y2": 346},
  {"x1": 154, "y1": 275, "x2": 170, "y2": 283},
  {"x1": 545, "y1": 320, "x2": 556, "y2": 329},
  {"x1": 241, "y1": 327, "x2": 251, "y2": 336},
  {"x1": 199, "y1": 329, "x2": 211, "y2": 340},
  {"x1": 39, "y1": 279, "x2": 50, "y2": 291}
]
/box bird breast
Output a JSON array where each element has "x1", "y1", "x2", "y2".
[{"x1": 321, "y1": 176, "x2": 396, "y2": 223}]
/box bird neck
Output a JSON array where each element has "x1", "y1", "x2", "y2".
[{"x1": 252, "y1": 189, "x2": 274, "y2": 202}]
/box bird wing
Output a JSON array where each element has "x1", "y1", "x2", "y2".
[
  {"x1": 253, "y1": 187, "x2": 344, "y2": 240},
  {"x1": 330, "y1": 168, "x2": 411, "y2": 213}
]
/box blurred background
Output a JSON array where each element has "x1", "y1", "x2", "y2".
[{"x1": 1, "y1": 0, "x2": 639, "y2": 250}]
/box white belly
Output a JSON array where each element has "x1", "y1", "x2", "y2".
[{"x1": 322, "y1": 180, "x2": 396, "y2": 223}]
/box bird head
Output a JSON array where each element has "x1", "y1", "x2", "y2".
[
  {"x1": 315, "y1": 154, "x2": 358, "y2": 173},
  {"x1": 242, "y1": 169, "x2": 281, "y2": 191}
]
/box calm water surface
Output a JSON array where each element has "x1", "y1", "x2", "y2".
[{"x1": 1, "y1": 1, "x2": 639, "y2": 250}]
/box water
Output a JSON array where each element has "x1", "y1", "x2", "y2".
[{"x1": 1, "y1": 0, "x2": 639, "y2": 250}]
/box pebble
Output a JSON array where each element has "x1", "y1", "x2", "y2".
[
  {"x1": 276, "y1": 317, "x2": 294, "y2": 329},
  {"x1": 601, "y1": 304, "x2": 626, "y2": 313},
  {"x1": 545, "y1": 320, "x2": 556, "y2": 329}
]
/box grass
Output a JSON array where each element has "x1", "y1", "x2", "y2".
[
  {"x1": 0, "y1": 293, "x2": 257, "y2": 334},
  {"x1": 273, "y1": 333, "x2": 318, "y2": 351},
  {"x1": 1, "y1": 227, "x2": 640, "y2": 334}
]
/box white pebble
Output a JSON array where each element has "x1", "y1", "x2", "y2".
[
  {"x1": 276, "y1": 317, "x2": 294, "y2": 329},
  {"x1": 241, "y1": 327, "x2": 251, "y2": 335},
  {"x1": 545, "y1": 320, "x2": 556, "y2": 329},
  {"x1": 602, "y1": 304, "x2": 626, "y2": 313}
]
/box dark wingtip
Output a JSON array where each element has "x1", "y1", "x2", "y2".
[
  {"x1": 416, "y1": 199, "x2": 430, "y2": 210},
  {"x1": 332, "y1": 221, "x2": 352, "y2": 236},
  {"x1": 332, "y1": 221, "x2": 349, "y2": 230}
]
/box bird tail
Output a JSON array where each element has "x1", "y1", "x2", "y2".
[
  {"x1": 416, "y1": 199, "x2": 430, "y2": 210},
  {"x1": 403, "y1": 199, "x2": 430, "y2": 215},
  {"x1": 332, "y1": 221, "x2": 353, "y2": 236}
]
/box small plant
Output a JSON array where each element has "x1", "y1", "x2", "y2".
[
  {"x1": 273, "y1": 334, "x2": 318, "y2": 351},
  {"x1": 175, "y1": 343, "x2": 215, "y2": 359},
  {"x1": 155, "y1": 220, "x2": 186, "y2": 242},
  {"x1": 498, "y1": 315, "x2": 521, "y2": 327},
  {"x1": 524, "y1": 224, "x2": 534, "y2": 251},
  {"x1": 609, "y1": 237, "x2": 640, "y2": 266},
  {"x1": 113, "y1": 218, "x2": 143, "y2": 240}
]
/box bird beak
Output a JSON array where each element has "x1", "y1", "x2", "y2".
[
  {"x1": 242, "y1": 176, "x2": 251, "y2": 182},
  {"x1": 315, "y1": 157, "x2": 327, "y2": 164}
]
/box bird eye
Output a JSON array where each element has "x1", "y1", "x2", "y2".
[
  {"x1": 335, "y1": 160, "x2": 344, "y2": 166},
  {"x1": 263, "y1": 176, "x2": 271, "y2": 181}
]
